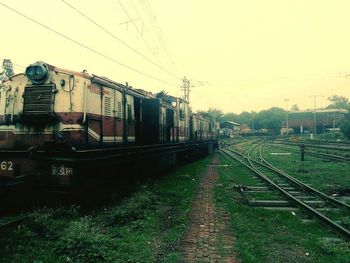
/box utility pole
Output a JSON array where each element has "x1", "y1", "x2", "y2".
[
  {"x1": 309, "y1": 95, "x2": 324, "y2": 138},
  {"x1": 284, "y1": 98, "x2": 290, "y2": 135},
  {"x1": 181, "y1": 76, "x2": 191, "y2": 102}
]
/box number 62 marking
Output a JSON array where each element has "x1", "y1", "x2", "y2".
[{"x1": 1, "y1": 161, "x2": 14, "y2": 171}]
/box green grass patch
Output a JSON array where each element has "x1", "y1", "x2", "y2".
[
  {"x1": 262, "y1": 144, "x2": 350, "y2": 196},
  {"x1": 0, "y1": 156, "x2": 212, "y2": 263},
  {"x1": 216, "y1": 154, "x2": 350, "y2": 263}
]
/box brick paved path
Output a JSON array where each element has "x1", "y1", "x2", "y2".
[{"x1": 181, "y1": 156, "x2": 239, "y2": 262}]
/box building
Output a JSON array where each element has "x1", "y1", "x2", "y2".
[
  {"x1": 288, "y1": 109, "x2": 348, "y2": 134},
  {"x1": 220, "y1": 121, "x2": 241, "y2": 137}
]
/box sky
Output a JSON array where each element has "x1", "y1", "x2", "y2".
[{"x1": 1, "y1": 0, "x2": 350, "y2": 113}]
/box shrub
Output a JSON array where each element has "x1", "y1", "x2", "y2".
[
  {"x1": 55, "y1": 218, "x2": 113, "y2": 263},
  {"x1": 107, "y1": 190, "x2": 159, "y2": 226},
  {"x1": 27, "y1": 207, "x2": 58, "y2": 238},
  {"x1": 27, "y1": 206, "x2": 80, "y2": 238},
  {"x1": 340, "y1": 121, "x2": 350, "y2": 140}
]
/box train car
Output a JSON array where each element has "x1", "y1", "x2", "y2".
[
  {"x1": 190, "y1": 113, "x2": 217, "y2": 141},
  {"x1": 0, "y1": 62, "x2": 147, "y2": 150},
  {"x1": 0, "y1": 61, "x2": 147, "y2": 186},
  {"x1": 0, "y1": 61, "x2": 217, "y2": 189}
]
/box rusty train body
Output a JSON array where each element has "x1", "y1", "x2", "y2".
[{"x1": 0, "y1": 62, "x2": 218, "y2": 189}]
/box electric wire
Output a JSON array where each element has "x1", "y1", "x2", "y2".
[
  {"x1": 116, "y1": 0, "x2": 163, "y2": 65},
  {"x1": 128, "y1": 0, "x2": 160, "y2": 55},
  {"x1": 0, "y1": 2, "x2": 177, "y2": 86},
  {"x1": 118, "y1": 1, "x2": 165, "y2": 71},
  {"x1": 129, "y1": 0, "x2": 181, "y2": 76},
  {"x1": 61, "y1": 0, "x2": 180, "y2": 80}
]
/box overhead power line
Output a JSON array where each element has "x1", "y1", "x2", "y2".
[
  {"x1": 117, "y1": 1, "x2": 159, "y2": 61},
  {"x1": 136, "y1": 0, "x2": 179, "y2": 75},
  {"x1": 61, "y1": 0, "x2": 180, "y2": 80},
  {"x1": 129, "y1": 0, "x2": 180, "y2": 76},
  {"x1": 0, "y1": 2, "x2": 177, "y2": 86}
]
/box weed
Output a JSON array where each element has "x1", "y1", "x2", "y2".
[
  {"x1": 106, "y1": 190, "x2": 159, "y2": 226},
  {"x1": 319, "y1": 239, "x2": 350, "y2": 256},
  {"x1": 55, "y1": 218, "x2": 113, "y2": 263},
  {"x1": 27, "y1": 207, "x2": 60, "y2": 238},
  {"x1": 217, "y1": 153, "x2": 350, "y2": 263}
]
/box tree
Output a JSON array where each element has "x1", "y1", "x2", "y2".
[
  {"x1": 0, "y1": 59, "x2": 14, "y2": 82},
  {"x1": 207, "y1": 108, "x2": 224, "y2": 119},
  {"x1": 236, "y1": 111, "x2": 253, "y2": 125},
  {"x1": 255, "y1": 107, "x2": 285, "y2": 135},
  {"x1": 221, "y1": 112, "x2": 238, "y2": 122},
  {"x1": 326, "y1": 95, "x2": 350, "y2": 110},
  {"x1": 196, "y1": 108, "x2": 225, "y2": 122},
  {"x1": 290, "y1": 104, "x2": 299, "y2": 111},
  {"x1": 340, "y1": 120, "x2": 350, "y2": 139}
]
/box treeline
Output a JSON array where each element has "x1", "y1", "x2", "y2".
[
  {"x1": 199, "y1": 107, "x2": 287, "y2": 135},
  {"x1": 198, "y1": 95, "x2": 350, "y2": 137}
]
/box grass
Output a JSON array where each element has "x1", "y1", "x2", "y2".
[
  {"x1": 0, "y1": 156, "x2": 212, "y2": 263},
  {"x1": 262, "y1": 143, "x2": 350, "y2": 196},
  {"x1": 215, "y1": 153, "x2": 350, "y2": 263}
]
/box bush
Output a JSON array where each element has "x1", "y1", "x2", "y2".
[
  {"x1": 27, "y1": 206, "x2": 80, "y2": 238},
  {"x1": 340, "y1": 121, "x2": 350, "y2": 140},
  {"x1": 319, "y1": 239, "x2": 350, "y2": 255},
  {"x1": 55, "y1": 218, "x2": 113, "y2": 263},
  {"x1": 107, "y1": 190, "x2": 159, "y2": 226},
  {"x1": 27, "y1": 208, "x2": 59, "y2": 238}
]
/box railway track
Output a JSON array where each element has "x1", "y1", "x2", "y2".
[
  {"x1": 273, "y1": 138, "x2": 350, "y2": 149},
  {"x1": 220, "y1": 141, "x2": 350, "y2": 240},
  {"x1": 269, "y1": 141, "x2": 350, "y2": 162}
]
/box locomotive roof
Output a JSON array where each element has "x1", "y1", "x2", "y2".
[
  {"x1": 17, "y1": 61, "x2": 185, "y2": 102},
  {"x1": 43, "y1": 62, "x2": 147, "y2": 98}
]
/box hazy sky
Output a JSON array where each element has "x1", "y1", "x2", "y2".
[{"x1": 1, "y1": 0, "x2": 350, "y2": 113}]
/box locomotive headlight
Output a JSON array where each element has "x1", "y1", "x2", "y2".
[{"x1": 25, "y1": 62, "x2": 49, "y2": 84}]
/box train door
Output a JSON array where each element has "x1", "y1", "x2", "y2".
[
  {"x1": 101, "y1": 87, "x2": 113, "y2": 144},
  {"x1": 113, "y1": 89, "x2": 123, "y2": 144},
  {"x1": 125, "y1": 94, "x2": 135, "y2": 143},
  {"x1": 86, "y1": 84, "x2": 102, "y2": 146},
  {"x1": 166, "y1": 108, "x2": 174, "y2": 143},
  {"x1": 159, "y1": 106, "x2": 165, "y2": 143},
  {"x1": 141, "y1": 99, "x2": 159, "y2": 144},
  {"x1": 134, "y1": 97, "x2": 141, "y2": 144},
  {"x1": 189, "y1": 115, "x2": 194, "y2": 141}
]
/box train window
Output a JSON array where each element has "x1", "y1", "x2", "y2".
[
  {"x1": 104, "y1": 96, "x2": 111, "y2": 118},
  {"x1": 179, "y1": 109, "x2": 185, "y2": 119}
]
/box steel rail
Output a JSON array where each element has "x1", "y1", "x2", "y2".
[
  {"x1": 268, "y1": 142, "x2": 350, "y2": 162},
  {"x1": 257, "y1": 144, "x2": 350, "y2": 210},
  {"x1": 221, "y1": 145, "x2": 350, "y2": 240}
]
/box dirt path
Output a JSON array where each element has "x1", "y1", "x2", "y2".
[{"x1": 181, "y1": 155, "x2": 239, "y2": 263}]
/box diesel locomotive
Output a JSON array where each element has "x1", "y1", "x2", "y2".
[{"x1": 0, "y1": 61, "x2": 218, "y2": 189}]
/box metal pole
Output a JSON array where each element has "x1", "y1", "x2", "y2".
[
  {"x1": 309, "y1": 95, "x2": 324, "y2": 137},
  {"x1": 313, "y1": 96, "x2": 316, "y2": 135},
  {"x1": 284, "y1": 98, "x2": 289, "y2": 135}
]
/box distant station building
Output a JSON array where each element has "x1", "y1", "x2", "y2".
[
  {"x1": 220, "y1": 121, "x2": 241, "y2": 137},
  {"x1": 288, "y1": 109, "x2": 348, "y2": 134}
]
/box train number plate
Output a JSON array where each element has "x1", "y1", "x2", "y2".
[
  {"x1": 0, "y1": 161, "x2": 15, "y2": 177},
  {"x1": 51, "y1": 165, "x2": 73, "y2": 177}
]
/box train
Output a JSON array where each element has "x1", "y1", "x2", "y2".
[{"x1": 0, "y1": 61, "x2": 218, "y2": 190}]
